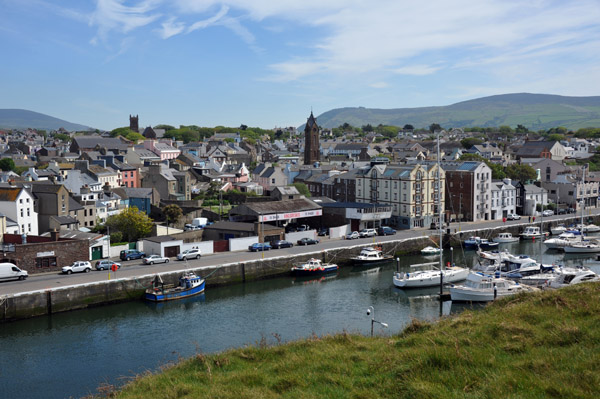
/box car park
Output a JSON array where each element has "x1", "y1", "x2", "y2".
[
  {"x1": 506, "y1": 213, "x2": 521, "y2": 220},
  {"x1": 120, "y1": 249, "x2": 146, "y2": 261},
  {"x1": 542, "y1": 210, "x2": 554, "y2": 217},
  {"x1": 346, "y1": 231, "x2": 360, "y2": 240},
  {"x1": 359, "y1": 228, "x2": 377, "y2": 238},
  {"x1": 297, "y1": 237, "x2": 319, "y2": 245},
  {"x1": 143, "y1": 255, "x2": 170, "y2": 265},
  {"x1": 95, "y1": 260, "x2": 121, "y2": 270},
  {"x1": 177, "y1": 249, "x2": 201, "y2": 260},
  {"x1": 62, "y1": 261, "x2": 92, "y2": 274},
  {"x1": 377, "y1": 226, "x2": 396, "y2": 236},
  {"x1": 271, "y1": 240, "x2": 293, "y2": 249},
  {"x1": 249, "y1": 242, "x2": 271, "y2": 252}
]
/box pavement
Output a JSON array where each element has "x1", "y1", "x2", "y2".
[{"x1": 2, "y1": 208, "x2": 599, "y2": 296}]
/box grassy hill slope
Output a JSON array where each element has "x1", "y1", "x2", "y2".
[
  {"x1": 0, "y1": 109, "x2": 92, "y2": 131},
  {"x1": 111, "y1": 283, "x2": 600, "y2": 399},
  {"x1": 315, "y1": 93, "x2": 600, "y2": 130}
]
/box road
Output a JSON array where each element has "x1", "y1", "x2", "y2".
[{"x1": 1, "y1": 210, "x2": 597, "y2": 296}]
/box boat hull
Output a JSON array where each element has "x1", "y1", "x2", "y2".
[
  {"x1": 351, "y1": 255, "x2": 393, "y2": 264},
  {"x1": 393, "y1": 268, "x2": 469, "y2": 288},
  {"x1": 449, "y1": 287, "x2": 519, "y2": 302},
  {"x1": 291, "y1": 265, "x2": 339, "y2": 276},
  {"x1": 144, "y1": 280, "x2": 205, "y2": 302}
]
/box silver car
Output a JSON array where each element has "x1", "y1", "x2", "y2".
[
  {"x1": 177, "y1": 249, "x2": 201, "y2": 260},
  {"x1": 62, "y1": 261, "x2": 92, "y2": 274},
  {"x1": 143, "y1": 255, "x2": 170, "y2": 265}
]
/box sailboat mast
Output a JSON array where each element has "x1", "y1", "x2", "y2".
[
  {"x1": 581, "y1": 165, "x2": 586, "y2": 238},
  {"x1": 437, "y1": 131, "x2": 443, "y2": 272}
]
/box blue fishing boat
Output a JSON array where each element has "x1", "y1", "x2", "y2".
[
  {"x1": 144, "y1": 272, "x2": 205, "y2": 302},
  {"x1": 463, "y1": 236, "x2": 498, "y2": 250},
  {"x1": 291, "y1": 258, "x2": 338, "y2": 276}
]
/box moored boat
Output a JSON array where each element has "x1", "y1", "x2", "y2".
[
  {"x1": 449, "y1": 272, "x2": 536, "y2": 302},
  {"x1": 548, "y1": 267, "x2": 600, "y2": 288},
  {"x1": 351, "y1": 246, "x2": 394, "y2": 264},
  {"x1": 563, "y1": 239, "x2": 600, "y2": 253},
  {"x1": 544, "y1": 231, "x2": 583, "y2": 250},
  {"x1": 291, "y1": 258, "x2": 338, "y2": 276},
  {"x1": 492, "y1": 232, "x2": 519, "y2": 243},
  {"x1": 393, "y1": 262, "x2": 469, "y2": 288},
  {"x1": 520, "y1": 226, "x2": 549, "y2": 240},
  {"x1": 550, "y1": 224, "x2": 567, "y2": 235},
  {"x1": 144, "y1": 272, "x2": 205, "y2": 302},
  {"x1": 420, "y1": 246, "x2": 441, "y2": 256},
  {"x1": 463, "y1": 236, "x2": 498, "y2": 249}
]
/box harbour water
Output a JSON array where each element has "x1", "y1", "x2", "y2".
[{"x1": 1, "y1": 239, "x2": 599, "y2": 399}]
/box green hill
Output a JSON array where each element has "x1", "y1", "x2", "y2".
[
  {"x1": 0, "y1": 109, "x2": 92, "y2": 131},
  {"x1": 112, "y1": 283, "x2": 600, "y2": 399},
  {"x1": 314, "y1": 93, "x2": 600, "y2": 130}
]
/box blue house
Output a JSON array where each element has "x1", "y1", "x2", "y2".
[{"x1": 111, "y1": 187, "x2": 157, "y2": 215}]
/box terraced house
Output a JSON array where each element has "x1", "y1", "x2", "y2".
[{"x1": 355, "y1": 162, "x2": 445, "y2": 229}]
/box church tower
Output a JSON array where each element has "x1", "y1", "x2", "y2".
[
  {"x1": 304, "y1": 111, "x2": 319, "y2": 165},
  {"x1": 129, "y1": 114, "x2": 139, "y2": 132}
]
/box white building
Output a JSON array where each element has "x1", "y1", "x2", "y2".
[
  {"x1": 0, "y1": 186, "x2": 39, "y2": 235},
  {"x1": 490, "y1": 178, "x2": 517, "y2": 220}
]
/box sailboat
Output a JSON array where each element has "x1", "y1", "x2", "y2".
[{"x1": 393, "y1": 131, "x2": 469, "y2": 289}]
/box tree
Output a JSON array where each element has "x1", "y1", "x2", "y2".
[
  {"x1": 460, "y1": 137, "x2": 484, "y2": 149},
  {"x1": 105, "y1": 207, "x2": 153, "y2": 242},
  {"x1": 0, "y1": 158, "x2": 16, "y2": 172},
  {"x1": 403, "y1": 124, "x2": 414, "y2": 131},
  {"x1": 515, "y1": 124, "x2": 529, "y2": 134},
  {"x1": 429, "y1": 123, "x2": 442, "y2": 133},
  {"x1": 291, "y1": 183, "x2": 311, "y2": 197},
  {"x1": 162, "y1": 204, "x2": 183, "y2": 226},
  {"x1": 506, "y1": 164, "x2": 537, "y2": 183}
]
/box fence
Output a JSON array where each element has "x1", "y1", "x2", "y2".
[
  {"x1": 285, "y1": 230, "x2": 316, "y2": 242},
  {"x1": 329, "y1": 225, "x2": 349, "y2": 239},
  {"x1": 230, "y1": 236, "x2": 259, "y2": 252}
]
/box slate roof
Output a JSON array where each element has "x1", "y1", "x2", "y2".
[{"x1": 73, "y1": 137, "x2": 129, "y2": 151}]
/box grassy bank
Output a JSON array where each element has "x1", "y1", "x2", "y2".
[{"x1": 109, "y1": 283, "x2": 600, "y2": 399}]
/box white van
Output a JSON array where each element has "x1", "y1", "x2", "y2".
[{"x1": 0, "y1": 262, "x2": 28, "y2": 281}]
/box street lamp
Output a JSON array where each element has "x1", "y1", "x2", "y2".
[
  {"x1": 367, "y1": 306, "x2": 388, "y2": 337},
  {"x1": 450, "y1": 246, "x2": 454, "y2": 266}
]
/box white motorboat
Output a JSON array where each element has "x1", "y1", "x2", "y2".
[
  {"x1": 548, "y1": 267, "x2": 600, "y2": 288},
  {"x1": 420, "y1": 246, "x2": 441, "y2": 256},
  {"x1": 574, "y1": 223, "x2": 600, "y2": 233},
  {"x1": 351, "y1": 246, "x2": 393, "y2": 264},
  {"x1": 505, "y1": 253, "x2": 536, "y2": 266},
  {"x1": 477, "y1": 249, "x2": 511, "y2": 262},
  {"x1": 393, "y1": 262, "x2": 469, "y2": 288},
  {"x1": 543, "y1": 231, "x2": 583, "y2": 250},
  {"x1": 563, "y1": 240, "x2": 600, "y2": 253},
  {"x1": 550, "y1": 225, "x2": 567, "y2": 235},
  {"x1": 449, "y1": 272, "x2": 537, "y2": 302},
  {"x1": 520, "y1": 226, "x2": 549, "y2": 240},
  {"x1": 492, "y1": 232, "x2": 519, "y2": 243}
]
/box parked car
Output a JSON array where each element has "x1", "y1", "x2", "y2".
[
  {"x1": 317, "y1": 227, "x2": 329, "y2": 236},
  {"x1": 296, "y1": 224, "x2": 310, "y2": 231},
  {"x1": 557, "y1": 208, "x2": 567, "y2": 215},
  {"x1": 542, "y1": 210, "x2": 554, "y2": 217},
  {"x1": 271, "y1": 240, "x2": 293, "y2": 249},
  {"x1": 377, "y1": 226, "x2": 396, "y2": 236},
  {"x1": 177, "y1": 248, "x2": 201, "y2": 260},
  {"x1": 184, "y1": 224, "x2": 202, "y2": 231},
  {"x1": 143, "y1": 255, "x2": 170, "y2": 265},
  {"x1": 297, "y1": 237, "x2": 319, "y2": 245},
  {"x1": 62, "y1": 261, "x2": 92, "y2": 274},
  {"x1": 506, "y1": 213, "x2": 521, "y2": 220},
  {"x1": 0, "y1": 262, "x2": 28, "y2": 281},
  {"x1": 359, "y1": 228, "x2": 377, "y2": 238},
  {"x1": 346, "y1": 231, "x2": 360, "y2": 240},
  {"x1": 95, "y1": 260, "x2": 121, "y2": 271},
  {"x1": 567, "y1": 207, "x2": 576, "y2": 214},
  {"x1": 120, "y1": 249, "x2": 146, "y2": 261},
  {"x1": 249, "y1": 242, "x2": 271, "y2": 252}
]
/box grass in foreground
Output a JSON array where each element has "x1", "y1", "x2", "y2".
[{"x1": 107, "y1": 284, "x2": 600, "y2": 399}]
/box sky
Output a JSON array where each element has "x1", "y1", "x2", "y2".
[{"x1": 1, "y1": 0, "x2": 599, "y2": 131}]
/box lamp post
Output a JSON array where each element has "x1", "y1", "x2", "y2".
[
  {"x1": 450, "y1": 246, "x2": 454, "y2": 266},
  {"x1": 367, "y1": 306, "x2": 388, "y2": 337}
]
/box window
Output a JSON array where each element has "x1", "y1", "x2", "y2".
[
  {"x1": 36, "y1": 257, "x2": 57, "y2": 268},
  {"x1": 403, "y1": 194, "x2": 407, "y2": 201},
  {"x1": 27, "y1": 208, "x2": 30, "y2": 217},
  {"x1": 403, "y1": 182, "x2": 407, "y2": 189},
  {"x1": 19, "y1": 199, "x2": 23, "y2": 204},
  {"x1": 28, "y1": 224, "x2": 31, "y2": 232},
  {"x1": 20, "y1": 209, "x2": 23, "y2": 217}
]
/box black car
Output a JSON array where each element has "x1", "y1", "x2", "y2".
[
  {"x1": 377, "y1": 226, "x2": 396, "y2": 236},
  {"x1": 317, "y1": 227, "x2": 329, "y2": 236},
  {"x1": 271, "y1": 240, "x2": 293, "y2": 249},
  {"x1": 297, "y1": 237, "x2": 319, "y2": 246},
  {"x1": 557, "y1": 208, "x2": 567, "y2": 215}
]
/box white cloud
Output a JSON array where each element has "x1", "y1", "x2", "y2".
[
  {"x1": 89, "y1": 0, "x2": 162, "y2": 43},
  {"x1": 393, "y1": 65, "x2": 441, "y2": 76},
  {"x1": 369, "y1": 82, "x2": 388, "y2": 89},
  {"x1": 158, "y1": 16, "x2": 185, "y2": 39}
]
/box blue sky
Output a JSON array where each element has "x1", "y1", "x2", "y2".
[{"x1": 1, "y1": 0, "x2": 599, "y2": 131}]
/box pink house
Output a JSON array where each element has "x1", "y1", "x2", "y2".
[{"x1": 144, "y1": 139, "x2": 181, "y2": 161}]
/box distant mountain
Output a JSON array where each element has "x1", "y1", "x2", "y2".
[
  {"x1": 0, "y1": 109, "x2": 93, "y2": 131},
  {"x1": 311, "y1": 93, "x2": 600, "y2": 130}
]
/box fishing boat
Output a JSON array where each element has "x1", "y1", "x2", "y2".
[
  {"x1": 420, "y1": 246, "x2": 441, "y2": 256},
  {"x1": 492, "y1": 232, "x2": 519, "y2": 243},
  {"x1": 144, "y1": 272, "x2": 205, "y2": 302},
  {"x1": 351, "y1": 246, "x2": 394, "y2": 264},
  {"x1": 520, "y1": 226, "x2": 549, "y2": 240},
  {"x1": 449, "y1": 272, "x2": 536, "y2": 302},
  {"x1": 291, "y1": 258, "x2": 338, "y2": 276},
  {"x1": 393, "y1": 262, "x2": 469, "y2": 288}
]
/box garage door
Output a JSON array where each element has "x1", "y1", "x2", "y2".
[{"x1": 164, "y1": 246, "x2": 180, "y2": 257}]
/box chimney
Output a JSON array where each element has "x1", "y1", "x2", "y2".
[{"x1": 51, "y1": 229, "x2": 60, "y2": 241}]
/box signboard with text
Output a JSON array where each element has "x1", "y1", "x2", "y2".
[{"x1": 259, "y1": 209, "x2": 322, "y2": 222}]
